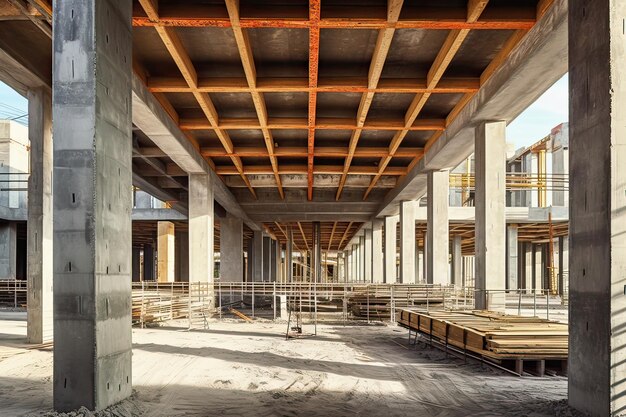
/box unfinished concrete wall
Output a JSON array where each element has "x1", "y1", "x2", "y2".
[{"x1": 52, "y1": 0, "x2": 133, "y2": 411}]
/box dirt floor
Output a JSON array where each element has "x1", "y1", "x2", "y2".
[{"x1": 0, "y1": 311, "x2": 580, "y2": 417}]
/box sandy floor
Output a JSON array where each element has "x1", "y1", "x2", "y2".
[{"x1": 0, "y1": 313, "x2": 577, "y2": 417}]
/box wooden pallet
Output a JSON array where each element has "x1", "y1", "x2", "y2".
[{"x1": 397, "y1": 309, "x2": 568, "y2": 375}]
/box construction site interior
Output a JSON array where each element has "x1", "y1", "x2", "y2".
[{"x1": 0, "y1": 0, "x2": 619, "y2": 416}]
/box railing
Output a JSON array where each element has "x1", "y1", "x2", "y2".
[
  {"x1": 0, "y1": 280, "x2": 569, "y2": 324},
  {"x1": 0, "y1": 172, "x2": 29, "y2": 210},
  {"x1": 449, "y1": 172, "x2": 569, "y2": 191}
]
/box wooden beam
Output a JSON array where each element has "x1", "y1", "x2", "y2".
[
  {"x1": 328, "y1": 221, "x2": 337, "y2": 251},
  {"x1": 147, "y1": 76, "x2": 481, "y2": 94},
  {"x1": 215, "y1": 165, "x2": 406, "y2": 176},
  {"x1": 297, "y1": 222, "x2": 309, "y2": 251},
  {"x1": 201, "y1": 146, "x2": 423, "y2": 159},
  {"x1": 132, "y1": 14, "x2": 535, "y2": 31},
  {"x1": 337, "y1": 222, "x2": 354, "y2": 251},
  {"x1": 180, "y1": 117, "x2": 446, "y2": 131},
  {"x1": 307, "y1": 0, "x2": 321, "y2": 201}
]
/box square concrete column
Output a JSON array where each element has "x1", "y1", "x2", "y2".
[
  {"x1": 175, "y1": 230, "x2": 189, "y2": 282},
  {"x1": 157, "y1": 221, "x2": 175, "y2": 282},
  {"x1": 506, "y1": 225, "x2": 518, "y2": 290},
  {"x1": 286, "y1": 227, "x2": 293, "y2": 282},
  {"x1": 131, "y1": 248, "x2": 141, "y2": 282},
  {"x1": 422, "y1": 232, "x2": 428, "y2": 283},
  {"x1": 26, "y1": 87, "x2": 53, "y2": 344},
  {"x1": 427, "y1": 170, "x2": 449, "y2": 285},
  {"x1": 372, "y1": 220, "x2": 383, "y2": 283},
  {"x1": 220, "y1": 215, "x2": 243, "y2": 282},
  {"x1": 250, "y1": 231, "x2": 263, "y2": 282},
  {"x1": 399, "y1": 200, "x2": 416, "y2": 283},
  {"x1": 143, "y1": 243, "x2": 155, "y2": 281},
  {"x1": 533, "y1": 244, "x2": 543, "y2": 291},
  {"x1": 569, "y1": 2, "x2": 626, "y2": 413},
  {"x1": 363, "y1": 227, "x2": 373, "y2": 282},
  {"x1": 384, "y1": 216, "x2": 398, "y2": 283},
  {"x1": 262, "y1": 236, "x2": 271, "y2": 282},
  {"x1": 451, "y1": 235, "x2": 462, "y2": 286},
  {"x1": 0, "y1": 223, "x2": 17, "y2": 279},
  {"x1": 558, "y1": 236, "x2": 568, "y2": 296},
  {"x1": 189, "y1": 174, "x2": 214, "y2": 283},
  {"x1": 312, "y1": 222, "x2": 321, "y2": 282},
  {"x1": 52, "y1": 0, "x2": 133, "y2": 410},
  {"x1": 474, "y1": 121, "x2": 506, "y2": 311},
  {"x1": 358, "y1": 236, "x2": 365, "y2": 282}
]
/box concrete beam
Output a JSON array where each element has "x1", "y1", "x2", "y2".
[
  {"x1": 376, "y1": 0, "x2": 568, "y2": 217},
  {"x1": 131, "y1": 75, "x2": 257, "y2": 231}
]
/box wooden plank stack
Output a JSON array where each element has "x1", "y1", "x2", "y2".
[{"x1": 397, "y1": 309, "x2": 568, "y2": 360}]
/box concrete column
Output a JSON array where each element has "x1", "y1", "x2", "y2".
[
  {"x1": 363, "y1": 227, "x2": 373, "y2": 282},
  {"x1": 558, "y1": 236, "x2": 568, "y2": 296},
  {"x1": 372, "y1": 220, "x2": 383, "y2": 283},
  {"x1": 474, "y1": 121, "x2": 506, "y2": 311},
  {"x1": 312, "y1": 222, "x2": 321, "y2": 282},
  {"x1": 384, "y1": 216, "x2": 397, "y2": 283},
  {"x1": 0, "y1": 223, "x2": 17, "y2": 279},
  {"x1": 399, "y1": 200, "x2": 416, "y2": 283},
  {"x1": 220, "y1": 215, "x2": 243, "y2": 282},
  {"x1": 175, "y1": 230, "x2": 189, "y2": 282},
  {"x1": 143, "y1": 244, "x2": 154, "y2": 281},
  {"x1": 523, "y1": 242, "x2": 532, "y2": 291},
  {"x1": 131, "y1": 248, "x2": 141, "y2": 282},
  {"x1": 188, "y1": 174, "x2": 214, "y2": 283},
  {"x1": 52, "y1": 0, "x2": 133, "y2": 410},
  {"x1": 416, "y1": 232, "x2": 428, "y2": 281},
  {"x1": 568, "y1": 2, "x2": 626, "y2": 413},
  {"x1": 262, "y1": 236, "x2": 271, "y2": 282},
  {"x1": 533, "y1": 244, "x2": 543, "y2": 291},
  {"x1": 251, "y1": 231, "x2": 263, "y2": 282},
  {"x1": 358, "y1": 236, "x2": 365, "y2": 282},
  {"x1": 506, "y1": 225, "x2": 518, "y2": 290},
  {"x1": 286, "y1": 228, "x2": 293, "y2": 282},
  {"x1": 26, "y1": 87, "x2": 53, "y2": 344},
  {"x1": 427, "y1": 170, "x2": 449, "y2": 285},
  {"x1": 451, "y1": 235, "x2": 462, "y2": 286},
  {"x1": 157, "y1": 221, "x2": 175, "y2": 282}
]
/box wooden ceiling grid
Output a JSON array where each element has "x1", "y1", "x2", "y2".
[
  {"x1": 265, "y1": 221, "x2": 361, "y2": 252},
  {"x1": 128, "y1": 0, "x2": 554, "y2": 202}
]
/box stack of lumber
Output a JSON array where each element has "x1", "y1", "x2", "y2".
[
  {"x1": 132, "y1": 290, "x2": 200, "y2": 325},
  {"x1": 397, "y1": 309, "x2": 568, "y2": 360},
  {"x1": 349, "y1": 285, "x2": 446, "y2": 320}
]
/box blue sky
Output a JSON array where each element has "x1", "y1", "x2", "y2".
[
  {"x1": 0, "y1": 74, "x2": 568, "y2": 149},
  {"x1": 506, "y1": 74, "x2": 568, "y2": 149}
]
